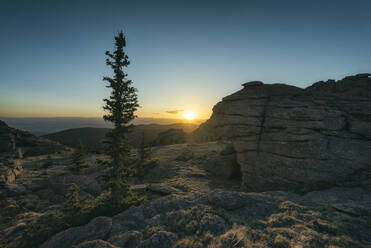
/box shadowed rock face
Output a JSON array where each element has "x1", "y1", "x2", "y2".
[{"x1": 194, "y1": 74, "x2": 371, "y2": 192}]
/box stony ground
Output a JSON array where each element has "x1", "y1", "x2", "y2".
[
  {"x1": 39, "y1": 188, "x2": 371, "y2": 248},
  {"x1": 1, "y1": 142, "x2": 371, "y2": 247},
  {"x1": 136, "y1": 142, "x2": 241, "y2": 195}
]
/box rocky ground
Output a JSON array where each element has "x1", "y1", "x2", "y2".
[
  {"x1": 41, "y1": 187, "x2": 371, "y2": 248},
  {"x1": 1, "y1": 141, "x2": 370, "y2": 248},
  {"x1": 0, "y1": 141, "x2": 238, "y2": 247}
]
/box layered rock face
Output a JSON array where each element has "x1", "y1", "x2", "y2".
[{"x1": 195, "y1": 74, "x2": 371, "y2": 192}]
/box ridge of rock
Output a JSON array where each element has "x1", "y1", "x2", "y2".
[{"x1": 194, "y1": 74, "x2": 371, "y2": 192}]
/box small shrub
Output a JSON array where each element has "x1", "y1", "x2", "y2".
[
  {"x1": 23, "y1": 210, "x2": 69, "y2": 247},
  {"x1": 34, "y1": 162, "x2": 41, "y2": 170},
  {"x1": 41, "y1": 156, "x2": 53, "y2": 168},
  {"x1": 22, "y1": 183, "x2": 145, "y2": 248},
  {"x1": 69, "y1": 141, "x2": 88, "y2": 174}
]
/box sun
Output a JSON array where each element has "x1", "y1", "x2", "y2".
[{"x1": 184, "y1": 111, "x2": 196, "y2": 120}]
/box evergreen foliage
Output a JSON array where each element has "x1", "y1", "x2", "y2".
[
  {"x1": 34, "y1": 162, "x2": 41, "y2": 170},
  {"x1": 63, "y1": 183, "x2": 81, "y2": 213},
  {"x1": 70, "y1": 140, "x2": 86, "y2": 174},
  {"x1": 102, "y1": 31, "x2": 142, "y2": 208},
  {"x1": 23, "y1": 183, "x2": 142, "y2": 248}
]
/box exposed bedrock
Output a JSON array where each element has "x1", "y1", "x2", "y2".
[{"x1": 194, "y1": 74, "x2": 371, "y2": 192}]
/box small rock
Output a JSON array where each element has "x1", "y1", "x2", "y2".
[
  {"x1": 175, "y1": 150, "x2": 193, "y2": 162},
  {"x1": 130, "y1": 184, "x2": 148, "y2": 193},
  {"x1": 208, "y1": 190, "x2": 245, "y2": 210},
  {"x1": 140, "y1": 231, "x2": 178, "y2": 248},
  {"x1": 148, "y1": 184, "x2": 179, "y2": 195},
  {"x1": 76, "y1": 240, "x2": 119, "y2": 248},
  {"x1": 5, "y1": 184, "x2": 28, "y2": 196},
  {"x1": 108, "y1": 230, "x2": 143, "y2": 248}
]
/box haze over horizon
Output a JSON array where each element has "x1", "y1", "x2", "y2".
[{"x1": 1, "y1": 0, "x2": 370, "y2": 120}]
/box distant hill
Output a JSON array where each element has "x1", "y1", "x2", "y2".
[
  {"x1": 0, "y1": 120, "x2": 69, "y2": 157},
  {"x1": 0, "y1": 117, "x2": 205, "y2": 136},
  {"x1": 43, "y1": 123, "x2": 199, "y2": 151}
]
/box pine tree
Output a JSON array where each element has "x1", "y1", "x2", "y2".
[
  {"x1": 70, "y1": 140, "x2": 85, "y2": 174},
  {"x1": 63, "y1": 183, "x2": 81, "y2": 214},
  {"x1": 102, "y1": 31, "x2": 141, "y2": 207}
]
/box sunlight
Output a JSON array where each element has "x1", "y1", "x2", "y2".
[{"x1": 184, "y1": 111, "x2": 196, "y2": 120}]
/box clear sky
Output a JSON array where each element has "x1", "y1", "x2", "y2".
[{"x1": 1, "y1": 0, "x2": 370, "y2": 120}]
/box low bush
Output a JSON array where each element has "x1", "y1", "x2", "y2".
[
  {"x1": 133, "y1": 159, "x2": 157, "y2": 177},
  {"x1": 20, "y1": 184, "x2": 144, "y2": 248},
  {"x1": 41, "y1": 156, "x2": 53, "y2": 168},
  {"x1": 33, "y1": 162, "x2": 41, "y2": 170}
]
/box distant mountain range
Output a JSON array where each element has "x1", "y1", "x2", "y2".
[
  {"x1": 0, "y1": 120, "x2": 69, "y2": 156},
  {"x1": 0, "y1": 117, "x2": 205, "y2": 136},
  {"x1": 43, "y1": 123, "x2": 198, "y2": 151}
]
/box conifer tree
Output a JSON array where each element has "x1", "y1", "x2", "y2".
[
  {"x1": 70, "y1": 140, "x2": 85, "y2": 174},
  {"x1": 63, "y1": 183, "x2": 81, "y2": 214},
  {"x1": 102, "y1": 31, "x2": 140, "y2": 207}
]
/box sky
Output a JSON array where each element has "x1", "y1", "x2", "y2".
[{"x1": 0, "y1": 0, "x2": 370, "y2": 120}]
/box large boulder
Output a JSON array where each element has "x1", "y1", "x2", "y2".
[
  {"x1": 48, "y1": 173, "x2": 102, "y2": 196},
  {"x1": 194, "y1": 74, "x2": 371, "y2": 192},
  {"x1": 40, "y1": 216, "x2": 112, "y2": 248}
]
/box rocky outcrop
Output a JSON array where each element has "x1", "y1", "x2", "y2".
[{"x1": 194, "y1": 74, "x2": 371, "y2": 192}]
